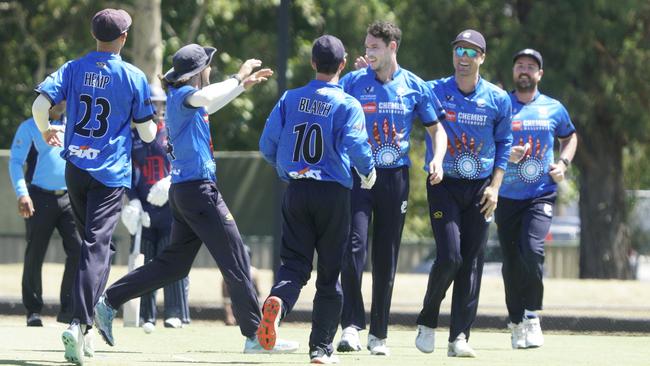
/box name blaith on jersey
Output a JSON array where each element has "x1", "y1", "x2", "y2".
[{"x1": 298, "y1": 97, "x2": 332, "y2": 117}]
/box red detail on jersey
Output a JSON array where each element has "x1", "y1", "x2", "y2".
[
  {"x1": 203, "y1": 113, "x2": 209, "y2": 123},
  {"x1": 373, "y1": 121, "x2": 381, "y2": 145},
  {"x1": 446, "y1": 110, "x2": 457, "y2": 122},
  {"x1": 80, "y1": 145, "x2": 89, "y2": 150},
  {"x1": 512, "y1": 120, "x2": 522, "y2": 131},
  {"x1": 143, "y1": 155, "x2": 167, "y2": 185},
  {"x1": 362, "y1": 102, "x2": 377, "y2": 114},
  {"x1": 382, "y1": 118, "x2": 390, "y2": 137}
]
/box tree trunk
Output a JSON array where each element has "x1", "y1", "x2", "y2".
[
  {"x1": 577, "y1": 115, "x2": 632, "y2": 279},
  {"x1": 131, "y1": 0, "x2": 163, "y2": 86}
]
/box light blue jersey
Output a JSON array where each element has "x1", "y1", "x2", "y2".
[
  {"x1": 9, "y1": 118, "x2": 67, "y2": 197},
  {"x1": 499, "y1": 91, "x2": 576, "y2": 200},
  {"x1": 166, "y1": 85, "x2": 216, "y2": 183},
  {"x1": 35, "y1": 51, "x2": 154, "y2": 188},
  {"x1": 425, "y1": 76, "x2": 512, "y2": 179},
  {"x1": 259, "y1": 80, "x2": 374, "y2": 189},
  {"x1": 340, "y1": 67, "x2": 444, "y2": 168}
]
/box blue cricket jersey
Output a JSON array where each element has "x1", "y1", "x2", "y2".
[
  {"x1": 259, "y1": 79, "x2": 374, "y2": 189},
  {"x1": 340, "y1": 67, "x2": 444, "y2": 168},
  {"x1": 425, "y1": 76, "x2": 512, "y2": 180},
  {"x1": 9, "y1": 118, "x2": 67, "y2": 197},
  {"x1": 165, "y1": 85, "x2": 216, "y2": 183},
  {"x1": 499, "y1": 91, "x2": 576, "y2": 200},
  {"x1": 35, "y1": 51, "x2": 154, "y2": 188}
]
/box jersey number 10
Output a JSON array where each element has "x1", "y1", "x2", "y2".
[{"x1": 292, "y1": 122, "x2": 323, "y2": 164}]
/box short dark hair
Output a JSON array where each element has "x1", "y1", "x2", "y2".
[
  {"x1": 315, "y1": 62, "x2": 340, "y2": 75},
  {"x1": 367, "y1": 21, "x2": 401, "y2": 48}
]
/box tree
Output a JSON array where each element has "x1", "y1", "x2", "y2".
[{"x1": 510, "y1": 0, "x2": 650, "y2": 278}]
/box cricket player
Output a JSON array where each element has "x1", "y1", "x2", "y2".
[
  {"x1": 415, "y1": 29, "x2": 513, "y2": 358},
  {"x1": 93, "y1": 43, "x2": 298, "y2": 355},
  {"x1": 32, "y1": 8, "x2": 157, "y2": 365},
  {"x1": 120, "y1": 85, "x2": 190, "y2": 330},
  {"x1": 497, "y1": 48, "x2": 577, "y2": 349},
  {"x1": 337, "y1": 20, "x2": 447, "y2": 356},
  {"x1": 257, "y1": 35, "x2": 376, "y2": 364},
  {"x1": 9, "y1": 101, "x2": 82, "y2": 327}
]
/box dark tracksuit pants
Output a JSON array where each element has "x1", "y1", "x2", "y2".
[
  {"x1": 22, "y1": 185, "x2": 81, "y2": 323},
  {"x1": 65, "y1": 163, "x2": 124, "y2": 325},
  {"x1": 105, "y1": 180, "x2": 260, "y2": 338},
  {"x1": 495, "y1": 191, "x2": 556, "y2": 323},
  {"x1": 340, "y1": 166, "x2": 408, "y2": 339},
  {"x1": 417, "y1": 177, "x2": 491, "y2": 342},
  {"x1": 269, "y1": 180, "x2": 350, "y2": 355},
  {"x1": 138, "y1": 205, "x2": 190, "y2": 324}
]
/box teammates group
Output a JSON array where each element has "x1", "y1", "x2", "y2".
[{"x1": 16, "y1": 6, "x2": 578, "y2": 365}]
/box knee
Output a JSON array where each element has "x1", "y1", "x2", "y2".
[{"x1": 434, "y1": 256, "x2": 463, "y2": 275}]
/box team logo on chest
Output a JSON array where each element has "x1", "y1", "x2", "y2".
[
  {"x1": 370, "y1": 118, "x2": 402, "y2": 167},
  {"x1": 514, "y1": 137, "x2": 549, "y2": 183},
  {"x1": 447, "y1": 132, "x2": 483, "y2": 179}
]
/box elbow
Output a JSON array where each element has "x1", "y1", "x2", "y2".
[{"x1": 136, "y1": 120, "x2": 157, "y2": 143}]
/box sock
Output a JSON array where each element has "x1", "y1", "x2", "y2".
[{"x1": 524, "y1": 310, "x2": 538, "y2": 319}]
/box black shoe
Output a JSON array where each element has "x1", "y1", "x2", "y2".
[{"x1": 27, "y1": 313, "x2": 43, "y2": 327}]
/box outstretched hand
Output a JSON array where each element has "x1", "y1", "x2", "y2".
[
  {"x1": 243, "y1": 68, "x2": 274, "y2": 90},
  {"x1": 238, "y1": 59, "x2": 263, "y2": 79}
]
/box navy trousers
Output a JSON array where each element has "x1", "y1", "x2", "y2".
[
  {"x1": 105, "y1": 180, "x2": 260, "y2": 338},
  {"x1": 22, "y1": 185, "x2": 81, "y2": 323},
  {"x1": 65, "y1": 163, "x2": 124, "y2": 325},
  {"x1": 417, "y1": 176, "x2": 491, "y2": 342},
  {"x1": 138, "y1": 206, "x2": 190, "y2": 324},
  {"x1": 340, "y1": 166, "x2": 408, "y2": 339},
  {"x1": 495, "y1": 191, "x2": 556, "y2": 323},
  {"x1": 269, "y1": 180, "x2": 350, "y2": 354}
]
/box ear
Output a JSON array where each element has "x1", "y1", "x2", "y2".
[
  {"x1": 538, "y1": 69, "x2": 544, "y2": 80},
  {"x1": 338, "y1": 57, "x2": 347, "y2": 73},
  {"x1": 389, "y1": 40, "x2": 398, "y2": 51},
  {"x1": 311, "y1": 60, "x2": 317, "y2": 71}
]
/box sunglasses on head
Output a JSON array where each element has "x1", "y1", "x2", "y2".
[{"x1": 454, "y1": 47, "x2": 480, "y2": 58}]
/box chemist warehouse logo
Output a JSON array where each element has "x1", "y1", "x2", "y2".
[{"x1": 68, "y1": 145, "x2": 100, "y2": 159}]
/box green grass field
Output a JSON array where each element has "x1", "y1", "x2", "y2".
[{"x1": 0, "y1": 316, "x2": 648, "y2": 365}]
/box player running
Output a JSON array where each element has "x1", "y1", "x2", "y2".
[
  {"x1": 415, "y1": 29, "x2": 513, "y2": 358},
  {"x1": 337, "y1": 21, "x2": 447, "y2": 356},
  {"x1": 497, "y1": 48, "x2": 577, "y2": 349},
  {"x1": 32, "y1": 8, "x2": 157, "y2": 365},
  {"x1": 257, "y1": 34, "x2": 376, "y2": 364},
  {"x1": 92, "y1": 43, "x2": 299, "y2": 355}
]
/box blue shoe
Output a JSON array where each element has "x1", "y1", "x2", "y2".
[
  {"x1": 62, "y1": 322, "x2": 84, "y2": 365},
  {"x1": 94, "y1": 295, "x2": 117, "y2": 346}
]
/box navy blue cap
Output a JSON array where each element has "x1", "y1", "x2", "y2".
[
  {"x1": 163, "y1": 44, "x2": 217, "y2": 82},
  {"x1": 451, "y1": 29, "x2": 486, "y2": 53},
  {"x1": 312, "y1": 35, "x2": 346, "y2": 69},
  {"x1": 91, "y1": 8, "x2": 132, "y2": 42},
  {"x1": 513, "y1": 48, "x2": 543, "y2": 68}
]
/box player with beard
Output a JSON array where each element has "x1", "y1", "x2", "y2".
[{"x1": 496, "y1": 48, "x2": 577, "y2": 349}]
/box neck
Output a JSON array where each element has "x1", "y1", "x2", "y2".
[
  {"x1": 455, "y1": 72, "x2": 479, "y2": 94},
  {"x1": 515, "y1": 87, "x2": 538, "y2": 104},
  {"x1": 315, "y1": 73, "x2": 339, "y2": 84},
  {"x1": 375, "y1": 57, "x2": 398, "y2": 83},
  {"x1": 96, "y1": 41, "x2": 122, "y2": 55}
]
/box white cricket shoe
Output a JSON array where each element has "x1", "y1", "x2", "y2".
[
  {"x1": 367, "y1": 334, "x2": 390, "y2": 356},
  {"x1": 524, "y1": 317, "x2": 544, "y2": 348},
  {"x1": 336, "y1": 326, "x2": 362, "y2": 352},
  {"x1": 83, "y1": 331, "x2": 95, "y2": 357},
  {"x1": 243, "y1": 336, "x2": 299, "y2": 354},
  {"x1": 310, "y1": 348, "x2": 340, "y2": 364},
  {"x1": 508, "y1": 322, "x2": 527, "y2": 349},
  {"x1": 164, "y1": 317, "x2": 183, "y2": 328},
  {"x1": 415, "y1": 324, "x2": 435, "y2": 353},
  {"x1": 447, "y1": 332, "x2": 476, "y2": 357},
  {"x1": 62, "y1": 322, "x2": 84, "y2": 365}
]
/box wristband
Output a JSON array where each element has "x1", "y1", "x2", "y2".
[
  {"x1": 230, "y1": 74, "x2": 243, "y2": 85},
  {"x1": 559, "y1": 157, "x2": 570, "y2": 167}
]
